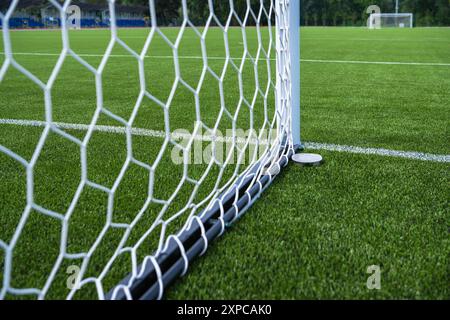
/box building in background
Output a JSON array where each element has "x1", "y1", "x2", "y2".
[{"x1": 0, "y1": 0, "x2": 148, "y2": 29}]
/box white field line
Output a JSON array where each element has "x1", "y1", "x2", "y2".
[
  {"x1": 304, "y1": 142, "x2": 450, "y2": 163},
  {"x1": 1, "y1": 51, "x2": 450, "y2": 67},
  {"x1": 0, "y1": 118, "x2": 260, "y2": 145},
  {"x1": 0, "y1": 118, "x2": 449, "y2": 163},
  {"x1": 300, "y1": 59, "x2": 450, "y2": 67},
  {"x1": 302, "y1": 37, "x2": 450, "y2": 43}
]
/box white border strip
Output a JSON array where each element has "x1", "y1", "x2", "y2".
[
  {"x1": 301, "y1": 59, "x2": 450, "y2": 67},
  {"x1": 0, "y1": 119, "x2": 257, "y2": 145},
  {"x1": 0, "y1": 119, "x2": 448, "y2": 163},
  {"x1": 304, "y1": 142, "x2": 449, "y2": 163},
  {"x1": 1, "y1": 52, "x2": 449, "y2": 67}
]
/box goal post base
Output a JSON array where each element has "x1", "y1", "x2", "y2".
[{"x1": 292, "y1": 153, "x2": 323, "y2": 167}]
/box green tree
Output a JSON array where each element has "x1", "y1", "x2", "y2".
[{"x1": 70, "y1": 0, "x2": 450, "y2": 27}]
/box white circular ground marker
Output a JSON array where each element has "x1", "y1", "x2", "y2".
[{"x1": 292, "y1": 153, "x2": 323, "y2": 166}]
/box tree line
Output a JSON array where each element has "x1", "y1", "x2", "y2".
[
  {"x1": 300, "y1": 0, "x2": 449, "y2": 26},
  {"x1": 84, "y1": 0, "x2": 450, "y2": 27}
]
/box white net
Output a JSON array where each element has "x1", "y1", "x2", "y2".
[
  {"x1": 0, "y1": 0, "x2": 294, "y2": 299},
  {"x1": 369, "y1": 13, "x2": 413, "y2": 29}
]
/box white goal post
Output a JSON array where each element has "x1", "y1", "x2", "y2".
[
  {"x1": 0, "y1": 0, "x2": 301, "y2": 300},
  {"x1": 369, "y1": 13, "x2": 413, "y2": 29}
]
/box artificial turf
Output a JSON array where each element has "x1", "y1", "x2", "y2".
[
  {"x1": 167, "y1": 151, "x2": 449, "y2": 299},
  {"x1": 0, "y1": 26, "x2": 449, "y2": 299}
]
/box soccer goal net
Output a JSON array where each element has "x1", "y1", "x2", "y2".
[
  {"x1": 369, "y1": 13, "x2": 413, "y2": 29},
  {"x1": 0, "y1": 0, "x2": 299, "y2": 300}
]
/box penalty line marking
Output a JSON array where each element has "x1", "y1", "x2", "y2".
[
  {"x1": 1, "y1": 51, "x2": 450, "y2": 67},
  {"x1": 0, "y1": 118, "x2": 449, "y2": 163}
]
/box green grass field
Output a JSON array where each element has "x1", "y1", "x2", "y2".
[{"x1": 0, "y1": 26, "x2": 449, "y2": 300}]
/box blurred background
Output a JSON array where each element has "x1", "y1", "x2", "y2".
[{"x1": 1, "y1": 0, "x2": 449, "y2": 29}]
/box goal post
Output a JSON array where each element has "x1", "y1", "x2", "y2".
[
  {"x1": 290, "y1": 0, "x2": 301, "y2": 149},
  {"x1": 369, "y1": 13, "x2": 413, "y2": 29},
  {"x1": 0, "y1": 0, "x2": 300, "y2": 300}
]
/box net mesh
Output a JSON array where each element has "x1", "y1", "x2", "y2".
[{"x1": 0, "y1": 0, "x2": 293, "y2": 299}]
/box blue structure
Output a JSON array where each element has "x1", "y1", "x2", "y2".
[
  {"x1": 1, "y1": 17, "x2": 44, "y2": 28},
  {"x1": 0, "y1": 17, "x2": 146, "y2": 29},
  {"x1": 0, "y1": 2, "x2": 148, "y2": 29}
]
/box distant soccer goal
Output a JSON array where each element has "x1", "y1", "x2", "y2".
[
  {"x1": 0, "y1": 0, "x2": 300, "y2": 300},
  {"x1": 369, "y1": 13, "x2": 413, "y2": 29}
]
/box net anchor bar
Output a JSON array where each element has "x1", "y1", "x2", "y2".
[{"x1": 106, "y1": 148, "x2": 293, "y2": 300}]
